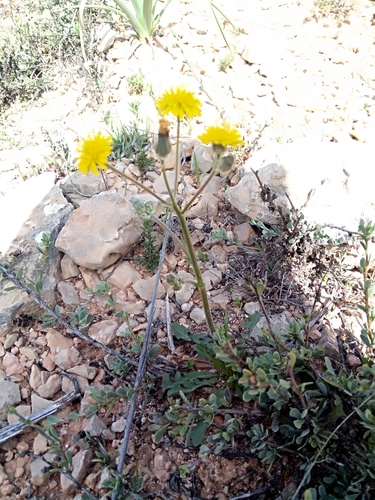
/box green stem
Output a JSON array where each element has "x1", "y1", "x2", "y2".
[
  {"x1": 174, "y1": 201, "x2": 215, "y2": 334},
  {"x1": 106, "y1": 163, "x2": 172, "y2": 208},
  {"x1": 181, "y1": 157, "x2": 220, "y2": 215},
  {"x1": 174, "y1": 118, "x2": 181, "y2": 197}
]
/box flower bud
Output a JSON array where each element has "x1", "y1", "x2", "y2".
[
  {"x1": 154, "y1": 119, "x2": 172, "y2": 158},
  {"x1": 166, "y1": 273, "x2": 182, "y2": 290}
]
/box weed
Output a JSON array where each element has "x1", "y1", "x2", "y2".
[
  {"x1": 135, "y1": 150, "x2": 155, "y2": 171},
  {"x1": 218, "y1": 52, "x2": 233, "y2": 72},
  {"x1": 136, "y1": 218, "x2": 160, "y2": 271},
  {"x1": 127, "y1": 69, "x2": 145, "y2": 95}
]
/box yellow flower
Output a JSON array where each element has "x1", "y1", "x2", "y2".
[
  {"x1": 156, "y1": 86, "x2": 202, "y2": 120},
  {"x1": 198, "y1": 122, "x2": 245, "y2": 151},
  {"x1": 76, "y1": 132, "x2": 113, "y2": 175}
]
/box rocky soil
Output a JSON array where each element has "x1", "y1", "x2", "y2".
[{"x1": 0, "y1": 0, "x2": 375, "y2": 499}]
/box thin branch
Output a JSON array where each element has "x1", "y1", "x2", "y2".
[{"x1": 114, "y1": 215, "x2": 171, "y2": 500}]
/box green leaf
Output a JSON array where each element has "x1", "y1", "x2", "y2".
[
  {"x1": 171, "y1": 322, "x2": 191, "y2": 340},
  {"x1": 16, "y1": 267, "x2": 24, "y2": 279},
  {"x1": 242, "y1": 312, "x2": 261, "y2": 333},
  {"x1": 153, "y1": 424, "x2": 170, "y2": 444},
  {"x1": 191, "y1": 421, "x2": 210, "y2": 446}
]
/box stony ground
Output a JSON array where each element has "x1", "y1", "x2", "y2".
[{"x1": 1, "y1": 0, "x2": 375, "y2": 499}]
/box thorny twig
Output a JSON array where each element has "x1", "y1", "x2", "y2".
[{"x1": 113, "y1": 216, "x2": 171, "y2": 500}]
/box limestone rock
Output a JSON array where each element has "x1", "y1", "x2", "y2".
[
  {"x1": 190, "y1": 307, "x2": 206, "y2": 325},
  {"x1": 59, "y1": 170, "x2": 105, "y2": 208},
  {"x1": 175, "y1": 271, "x2": 196, "y2": 305},
  {"x1": 37, "y1": 374, "x2": 62, "y2": 399},
  {"x1": 226, "y1": 140, "x2": 375, "y2": 231},
  {"x1": 60, "y1": 449, "x2": 93, "y2": 495},
  {"x1": 88, "y1": 319, "x2": 118, "y2": 346},
  {"x1": 0, "y1": 381, "x2": 21, "y2": 420},
  {"x1": 193, "y1": 144, "x2": 215, "y2": 173},
  {"x1": 132, "y1": 275, "x2": 166, "y2": 301},
  {"x1": 0, "y1": 172, "x2": 73, "y2": 336},
  {"x1": 67, "y1": 364, "x2": 98, "y2": 380},
  {"x1": 60, "y1": 254, "x2": 80, "y2": 279},
  {"x1": 46, "y1": 329, "x2": 74, "y2": 354},
  {"x1": 55, "y1": 191, "x2": 142, "y2": 270},
  {"x1": 185, "y1": 193, "x2": 219, "y2": 219},
  {"x1": 53, "y1": 347, "x2": 82, "y2": 370},
  {"x1": 105, "y1": 262, "x2": 141, "y2": 290},
  {"x1": 57, "y1": 281, "x2": 80, "y2": 306}
]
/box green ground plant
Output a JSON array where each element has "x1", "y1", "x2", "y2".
[
  {"x1": 0, "y1": 0, "x2": 90, "y2": 109},
  {"x1": 136, "y1": 217, "x2": 160, "y2": 271}
]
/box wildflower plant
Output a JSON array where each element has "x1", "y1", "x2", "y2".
[{"x1": 75, "y1": 85, "x2": 244, "y2": 334}]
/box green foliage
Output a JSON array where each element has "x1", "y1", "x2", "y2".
[
  {"x1": 127, "y1": 69, "x2": 145, "y2": 95},
  {"x1": 218, "y1": 52, "x2": 233, "y2": 72},
  {"x1": 79, "y1": 0, "x2": 172, "y2": 43},
  {"x1": 136, "y1": 218, "x2": 160, "y2": 271},
  {"x1": 135, "y1": 150, "x2": 155, "y2": 171},
  {"x1": 83, "y1": 385, "x2": 133, "y2": 417},
  {"x1": 107, "y1": 122, "x2": 151, "y2": 162},
  {"x1": 0, "y1": 0, "x2": 84, "y2": 109}
]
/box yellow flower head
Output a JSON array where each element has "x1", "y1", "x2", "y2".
[
  {"x1": 198, "y1": 122, "x2": 245, "y2": 152},
  {"x1": 76, "y1": 132, "x2": 113, "y2": 175},
  {"x1": 156, "y1": 86, "x2": 202, "y2": 120}
]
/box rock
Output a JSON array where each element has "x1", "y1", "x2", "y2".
[
  {"x1": 67, "y1": 364, "x2": 98, "y2": 380},
  {"x1": 46, "y1": 329, "x2": 74, "y2": 354},
  {"x1": 317, "y1": 326, "x2": 340, "y2": 360},
  {"x1": 175, "y1": 271, "x2": 196, "y2": 305},
  {"x1": 193, "y1": 144, "x2": 215, "y2": 173},
  {"x1": 152, "y1": 170, "x2": 180, "y2": 194},
  {"x1": 132, "y1": 275, "x2": 166, "y2": 301},
  {"x1": 53, "y1": 347, "x2": 82, "y2": 370},
  {"x1": 83, "y1": 415, "x2": 107, "y2": 437},
  {"x1": 251, "y1": 312, "x2": 292, "y2": 341},
  {"x1": 202, "y1": 268, "x2": 222, "y2": 291},
  {"x1": 225, "y1": 140, "x2": 375, "y2": 231},
  {"x1": 55, "y1": 191, "x2": 142, "y2": 270},
  {"x1": 210, "y1": 292, "x2": 230, "y2": 309},
  {"x1": 19, "y1": 346, "x2": 38, "y2": 360},
  {"x1": 0, "y1": 172, "x2": 73, "y2": 336},
  {"x1": 244, "y1": 302, "x2": 261, "y2": 316},
  {"x1": 200, "y1": 174, "x2": 222, "y2": 195},
  {"x1": 233, "y1": 222, "x2": 257, "y2": 245},
  {"x1": 0, "y1": 381, "x2": 21, "y2": 420},
  {"x1": 60, "y1": 449, "x2": 93, "y2": 495},
  {"x1": 105, "y1": 262, "x2": 141, "y2": 290},
  {"x1": 346, "y1": 354, "x2": 362, "y2": 368},
  {"x1": 98, "y1": 25, "x2": 116, "y2": 53},
  {"x1": 111, "y1": 416, "x2": 126, "y2": 433},
  {"x1": 59, "y1": 170, "x2": 105, "y2": 208},
  {"x1": 3, "y1": 333, "x2": 18, "y2": 349},
  {"x1": 190, "y1": 307, "x2": 206, "y2": 325},
  {"x1": 62, "y1": 374, "x2": 88, "y2": 394},
  {"x1": 185, "y1": 192, "x2": 219, "y2": 218},
  {"x1": 33, "y1": 434, "x2": 48, "y2": 455},
  {"x1": 7, "y1": 404, "x2": 30, "y2": 424},
  {"x1": 30, "y1": 457, "x2": 50, "y2": 486},
  {"x1": 2, "y1": 353, "x2": 24, "y2": 376},
  {"x1": 88, "y1": 319, "x2": 119, "y2": 345},
  {"x1": 145, "y1": 299, "x2": 175, "y2": 321},
  {"x1": 57, "y1": 281, "x2": 80, "y2": 306},
  {"x1": 31, "y1": 394, "x2": 54, "y2": 413},
  {"x1": 60, "y1": 254, "x2": 80, "y2": 279},
  {"x1": 30, "y1": 365, "x2": 42, "y2": 391},
  {"x1": 79, "y1": 268, "x2": 101, "y2": 290},
  {"x1": 37, "y1": 374, "x2": 62, "y2": 399},
  {"x1": 0, "y1": 464, "x2": 8, "y2": 485}
]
